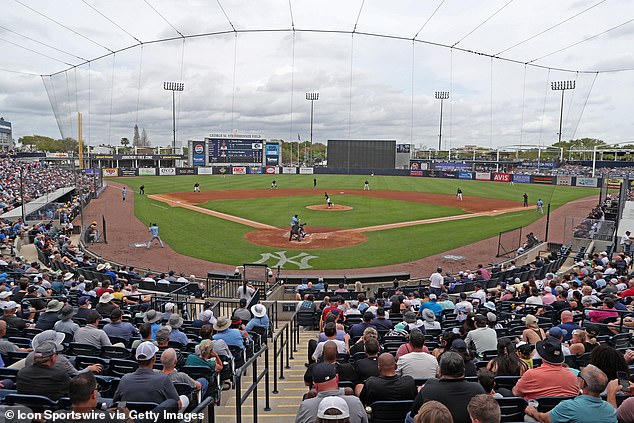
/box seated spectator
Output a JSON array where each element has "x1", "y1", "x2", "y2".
[
  {"x1": 588, "y1": 297, "x2": 618, "y2": 323},
  {"x1": 569, "y1": 329, "x2": 598, "y2": 356},
  {"x1": 295, "y1": 362, "x2": 368, "y2": 423},
  {"x1": 95, "y1": 292, "x2": 118, "y2": 319},
  {"x1": 95, "y1": 280, "x2": 113, "y2": 298},
  {"x1": 113, "y1": 341, "x2": 186, "y2": 410},
  {"x1": 54, "y1": 304, "x2": 79, "y2": 337},
  {"x1": 421, "y1": 309, "x2": 441, "y2": 331},
  {"x1": 245, "y1": 304, "x2": 270, "y2": 333},
  {"x1": 17, "y1": 340, "x2": 70, "y2": 400},
  {"x1": 232, "y1": 298, "x2": 252, "y2": 321},
  {"x1": 413, "y1": 401, "x2": 454, "y2": 423},
  {"x1": 525, "y1": 288, "x2": 543, "y2": 305},
  {"x1": 35, "y1": 299, "x2": 63, "y2": 330},
  {"x1": 143, "y1": 309, "x2": 163, "y2": 339},
  {"x1": 354, "y1": 338, "x2": 381, "y2": 394},
  {"x1": 589, "y1": 344, "x2": 629, "y2": 382},
  {"x1": 349, "y1": 312, "x2": 377, "y2": 339},
  {"x1": 193, "y1": 309, "x2": 216, "y2": 328},
  {"x1": 305, "y1": 341, "x2": 357, "y2": 387},
  {"x1": 451, "y1": 339, "x2": 478, "y2": 377},
  {"x1": 477, "y1": 369, "x2": 505, "y2": 398},
  {"x1": 75, "y1": 296, "x2": 93, "y2": 320},
  {"x1": 403, "y1": 311, "x2": 425, "y2": 332},
  {"x1": 1, "y1": 301, "x2": 30, "y2": 330},
  {"x1": 104, "y1": 308, "x2": 139, "y2": 341},
  {"x1": 410, "y1": 351, "x2": 486, "y2": 423},
  {"x1": 396, "y1": 329, "x2": 438, "y2": 379},
  {"x1": 131, "y1": 322, "x2": 157, "y2": 349},
  {"x1": 349, "y1": 327, "x2": 378, "y2": 356},
  {"x1": 437, "y1": 293, "x2": 455, "y2": 311},
  {"x1": 344, "y1": 301, "x2": 362, "y2": 317},
  {"x1": 371, "y1": 307, "x2": 392, "y2": 331},
  {"x1": 213, "y1": 316, "x2": 245, "y2": 350},
  {"x1": 313, "y1": 322, "x2": 348, "y2": 362},
  {"x1": 465, "y1": 314, "x2": 497, "y2": 356},
  {"x1": 359, "y1": 353, "x2": 417, "y2": 406},
  {"x1": 167, "y1": 314, "x2": 189, "y2": 346},
  {"x1": 184, "y1": 339, "x2": 223, "y2": 373},
  {"x1": 556, "y1": 310, "x2": 581, "y2": 342},
  {"x1": 525, "y1": 364, "x2": 615, "y2": 423},
  {"x1": 512, "y1": 337, "x2": 578, "y2": 400},
  {"x1": 420, "y1": 294, "x2": 443, "y2": 317},
  {"x1": 521, "y1": 314, "x2": 546, "y2": 345},
  {"x1": 467, "y1": 394, "x2": 501, "y2": 423},
  {"x1": 486, "y1": 338, "x2": 527, "y2": 376},
  {"x1": 74, "y1": 311, "x2": 112, "y2": 349}
]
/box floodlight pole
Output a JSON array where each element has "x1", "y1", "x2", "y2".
[
  {"x1": 163, "y1": 82, "x2": 185, "y2": 153},
  {"x1": 550, "y1": 80, "x2": 575, "y2": 145},
  {"x1": 435, "y1": 91, "x2": 449, "y2": 153},
  {"x1": 306, "y1": 92, "x2": 319, "y2": 165}
]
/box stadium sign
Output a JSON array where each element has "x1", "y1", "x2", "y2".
[
  {"x1": 576, "y1": 177, "x2": 597, "y2": 187},
  {"x1": 159, "y1": 167, "x2": 176, "y2": 176},
  {"x1": 102, "y1": 168, "x2": 118, "y2": 177},
  {"x1": 493, "y1": 173, "x2": 511, "y2": 182},
  {"x1": 232, "y1": 167, "x2": 247, "y2": 175},
  {"x1": 533, "y1": 175, "x2": 554, "y2": 184},
  {"x1": 299, "y1": 167, "x2": 314, "y2": 174},
  {"x1": 138, "y1": 168, "x2": 156, "y2": 176},
  {"x1": 458, "y1": 172, "x2": 474, "y2": 180},
  {"x1": 557, "y1": 176, "x2": 572, "y2": 186},
  {"x1": 265, "y1": 166, "x2": 277, "y2": 174},
  {"x1": 513, "y1": 174, "x2": 531, "y2": 184},
  {"x1": 475, "y1": 172, "x2": 490, "y2": 181}
]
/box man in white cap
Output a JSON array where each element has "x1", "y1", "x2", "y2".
[
  {"x1": 96, "y1": 292, "x2": 118, "y2": 319},
  {"x1": 113, "y1": 341, "x2": 186, "y2": 410},
  {"x1": 245, "y1": 304, "x2": 269, "y2": 332},
  {"x1": 0, "y1": 301, "x2": 32, "y2": 330}
]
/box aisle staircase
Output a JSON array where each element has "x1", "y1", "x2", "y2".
[{"x1": 215, "y1": 326, "x2": 316, "y2": 422}]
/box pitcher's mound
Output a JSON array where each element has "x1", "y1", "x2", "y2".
[
  {"x1": 244, "y1": 226, "x2": 366, "y2": 249},
  {"x1": 306, "y1": 204, "x2": 353, "y2": 211}
]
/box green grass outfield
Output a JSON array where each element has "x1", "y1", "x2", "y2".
[{"x1": 112, "y1": 174, "x2": 598, "y2": 270}]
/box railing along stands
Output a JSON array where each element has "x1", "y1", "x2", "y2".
[
  {"x1": 272, "y1": 310, "x2": 299, "y2": 395},
  {"x1": 233, "y1": 344, "x2": 271, "y2": 423},
  {"x1": 178, "y1": 395, "x2": 215, "y2": 423}
]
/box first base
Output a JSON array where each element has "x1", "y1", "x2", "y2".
[{"x1": 129, "y1": 242, "x2": 148, "y2": 248}]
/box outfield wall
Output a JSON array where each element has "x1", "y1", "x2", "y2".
[{"x1": 101, "y1": 165, "x2": 605, "y2": 188}]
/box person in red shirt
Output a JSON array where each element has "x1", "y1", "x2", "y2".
[
  {"x1": 320, "y1": 297, "x2": 340, "y2": 330},
  {"x1": 588, "y1": 297, "x2": 619, "y2": 323},
  {"x1": 620, "y1": 280, "x2": 634, "y2": 299},
  {"x1": 95, "y1": 281, "x2": 114, "y2": 299}
]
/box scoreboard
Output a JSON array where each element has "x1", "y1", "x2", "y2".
[{"x1": 206, "y1": 138, "x2": 264, "y2": 163}]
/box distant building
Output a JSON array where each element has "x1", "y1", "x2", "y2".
[{"x1": 0, "y1": 118, "x2": 13, "y2": 150}]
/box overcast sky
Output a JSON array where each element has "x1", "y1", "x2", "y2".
[{"x1": 1, "y1": 0, "x2": 634, "y2": 150}]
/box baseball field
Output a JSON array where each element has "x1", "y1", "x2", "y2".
[{"x1": 109, "y1": 174, "x2": 597, "y2": 271}]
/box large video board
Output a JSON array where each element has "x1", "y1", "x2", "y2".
[{"x1": 206, "y1": 138, "x2": 264, "y2": 163}]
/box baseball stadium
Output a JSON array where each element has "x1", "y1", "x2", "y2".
[{"x1": 2, "y1": 2, "x2": 634, "y2": 423}]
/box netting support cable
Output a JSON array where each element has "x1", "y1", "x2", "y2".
[
  {"x1": 230, "y1": 32, "x2": 238, "y2": 130},
  {"x1": 409, "y1": 40, "x2": 415, "y2": 145},
  {"x1": 571, "y1": 72, "x2": 599, "y2": 140},
  {"x1": 135, "y1": 45, "x2": 144, "y2": 125},
  {"x1": 537, "y1": 68, "x2": 551, "y2": 147},
  {"x1": 452, "y1": 0, "x2": 515, "y2": 48},
  {"x1": 519, "y1": 64, "x2": 527, "y2": 148},
  {"x1": 143, "y1": 0, "x2": 185, "y2": 38},
  {"x1": 413, "y1": 0, "x2": 445, "y2": 39}
]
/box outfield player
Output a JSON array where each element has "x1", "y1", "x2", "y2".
[
  {"x1": 194, "y1": 182, "x2": 200, "y2": 192},
  {"x1": 457, "y1": 187, "x2": 463, "y2": 201},
  {"x1": 523, "y1": 192, "x2": 528, "y2": 207}
]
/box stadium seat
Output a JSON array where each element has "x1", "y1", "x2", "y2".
[
  {"x1": 535, "y1": 396, "x2": 575, "y2": 412},
  {"x1": 368, "y1": 400, "x2": 414, "y2": 423},
  {"x1": 4, "y1": 394, "x2": 59, "y2": 412},
  {"x1": 495, "y1": 397, "x2": 527, "y2": 422}
]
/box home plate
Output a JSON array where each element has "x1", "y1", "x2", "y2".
[
  {"x1": 129, "y1": 242, "x2": 148, "y2": 248},
  {"x1": 340, "y1": 191, "x2": 344, "y2": 194}
]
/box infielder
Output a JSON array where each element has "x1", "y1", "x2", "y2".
[{"x1": 147, "y1": 222, "x2": 164, "y2": 248}]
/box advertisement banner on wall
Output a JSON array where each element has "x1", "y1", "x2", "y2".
[
  {"x1": 197, "y1": 167, "x2": 213, "y2": 175},
  {"x1": 138, "y1": 168, "x2": 156, "y2": 176},
  {"x1": 513, "y1": 174, "x2": 531, "y2": 184},
  {"x1": 533, "y1": 175, "x2": 554, "y2": 184},
  {"x1": 476, "y1": 172, "x2": 491, "y2": 181},
  {"x1": 607, "y1": 178, "x2": 624, "y2": 189},
  {"x1": 192, "y1": 141, "x2": 206, "y2": 166},
  {"x1": 265, "y1": 143, "x2": 279, "y2": 165},
  {"x1": 119, "y1": 168, "x2": 137, "y2": 177},
  {"x1": 83, "y1": 168, "x2": 100, "y2": 175},
  {"x1": 176, "y1": 167, "x2": 196, "y2": 175},
  {"x1": 410, "y1": 170, "x2": 423, "y2": 177},
  {"x1": 556, "y1": 175, "x2": 572, "y2": 186},
  {"x1": 102, "y1": 168, "x2": 118, "y2": 177},
  {"x1": 159, "y1": 168, "x2": 176, "y2": 176},
  {"x1": 434, "y1": 162, "x2": 471, "y2": 171},
  {"x1": 493, "y1": 173, "x2": 511, "y2": 182},
  {"x1": 249, "y1": 167, "x2": 263, "y2": 174},
  {"x1": 299, "y1": 167, "x2": 314, "y2": 174},
  {"x1": 443, "y1": 171, "x2": 457, "y2": 178},
  {"x1": 215, "y1": 167, "x2": 230, "y2": 176},
  {"x1": 409, "y1": 160, "x2": 429, "y2": 171},
  {"x1": 232, "y1": 167, "x2": 247, "y2": 175},
  {"x1": 282, "y1": 167, "x2": 296, "y2": 174},
  {"x1": 576, "y1": 177, "x2": 597, "y2": 187},
  {"x1": 458, "y1": 172, "x2": 474, "y2": 180},
  {"x1": 264, "y1": 166, "x2": 278, "y2": 174}
]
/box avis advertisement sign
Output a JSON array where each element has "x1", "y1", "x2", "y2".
[
  {"x1": 475, "y1": 172, "x2": 491, "y2": 181},
  {"x1": 493, "y1": 173, "x2": 510, "y2": 182}
]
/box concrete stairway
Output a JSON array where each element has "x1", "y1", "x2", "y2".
[{"x1": 215, "y1": 327, "x2": 316, "y2": 422}]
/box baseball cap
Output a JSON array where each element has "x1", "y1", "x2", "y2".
[
  {"x1": 34, "y1": 340, "x2": 58, "y2": 359},
  {"x1": 312, "y1": 362, "x2": 337, "y2": 383},
  {"x1": 548, "y1": 327, "x2": 567, "y2": 339},
  {"x1": 317, "y1": 396, "x2": 350, "y2": 420},
  {"x1": 135, "y1": 341, "x2": 159, "y2": 360},
  {"x1": 429, "y1": 294, "x2": 437, "y2": 301},
  {"x1": 1, "y1": 301, "x2": 18, "y2": 310},
  {"x1": 78, "y1": 296, "x2": 91, "y2": 306}
]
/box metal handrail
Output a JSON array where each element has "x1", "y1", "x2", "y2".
[
  {"x1": 271, "y1": 310, "x2": 298, "y2": 394},
  {"x1": 233, "y1": 344, "x2": 270, "y2": 423},
  {"x1": 178, "y1": 396, "x2": 215, "y2": 423}
]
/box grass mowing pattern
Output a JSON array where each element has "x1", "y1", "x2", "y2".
[
  {"x1": 113, "y1": 175, "x2": 598, "y2": 270},
  {"x1": 199, "y1": 195, "x2": 467, "y2": 228}
]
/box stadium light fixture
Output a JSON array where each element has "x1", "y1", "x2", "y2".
[
  {"x1": 306, "y1": 92, "x2": 319, "y2": 165},
  {"x1": 163, "y1": 82, "x2": 185, "y2": 153},
  {"x1": 435, "y1": 91, "x2": 450, "y2": 152},
  {"x1": 550, "y1": 80, "x2": 575, "y2": 145}
]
